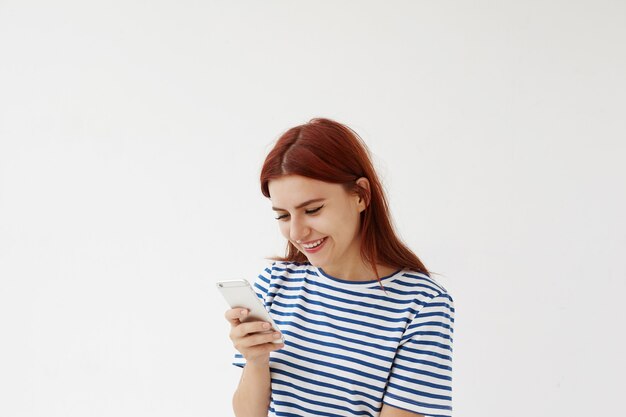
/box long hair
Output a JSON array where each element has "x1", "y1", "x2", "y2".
[{"x1": 260, "y1": 118, "x2": 429, "y2": 280}]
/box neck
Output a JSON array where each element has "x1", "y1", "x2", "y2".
[{"x1": 321, "y1": 260, "x2": 397, "y2": 281}]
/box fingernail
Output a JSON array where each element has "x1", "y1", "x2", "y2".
[
  {"x1": 273, "y1": 332, "x2": 281, "y2": 338},
  {"x1": 263, "y1": 323, "x2": 271, "y2": 329},
  {"x1": 240, "y1": 309, "x2": 247, "y2": 316}
]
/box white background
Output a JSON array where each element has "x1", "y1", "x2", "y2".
[{"x1": 1, "y1": 1, "x2": 625, "y2": 416}]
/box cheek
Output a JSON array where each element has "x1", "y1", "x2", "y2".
[
  {"x1": 278, "y1": 222, "x2": 290, "y2": 239},
  {"x1": 336, "y1": 207, "x2": 360, "y2": 230},
  {"x1": 321, "y1": 212, "x2": 356, "y2": 240}
]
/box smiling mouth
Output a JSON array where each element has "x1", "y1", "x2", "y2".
[{"x1": 300, "y1": 237, "x2": 326, "y2": 249}]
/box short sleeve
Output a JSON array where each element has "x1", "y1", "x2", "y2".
[
  {"x1": 231, "y1": 263, "x2": 274, "y2": 368},
  {"x1": 383, "y1": 293, "x2": 455, "y2": 417}
]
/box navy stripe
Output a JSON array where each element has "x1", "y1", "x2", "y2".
[
  {"x1": 400, "y1": 345, "x2": 453, "y2": 362},
  {"x1": 276, "y1": 348, "x2": 388, "y2": 383},
  {"x1": 380, "y1": 286, "x2": 441, "y2": 297},
  {"x1": 389, "y1": 279, "x2": 444, "y2": 292},
  {"x1": 427, "y1": 301, "x2": 455, "y2": 313},
  {"x1": 416, "y1": 310, "x2": 455, "y2": 323},
  {"x1": 391, "y1": 363, "x2": 452, "y2": 382},
  {"x1": 272, "y1": 310, "x2": 402, "y2": 342},
  {"x1": 402, "y1": 330, "x2": 454, "y2": 343},
  {"x1": 275, "y1": 320, "x2": 398, "y2": 353},
  {"x1": 280, "y1": 285, "x2": 420, "y2": 315},
  {"x1": 254, "y1": 282, "x2": 268, "y2": 296},
  {"x1": 272, "y1": 299, "x2": 407, "y2": 333},
  {"x1": 276, "y1": 293, "x2": 412, "y2": 324},
  {"x1": 272, "y1": 280, "x2": 420, "y2": 306},
  {"x1": 258, "y1": 273, "x2": 271, "y2": 285},
  {"x1": 272, "y1": 386, "x2": 377, "y2": 416},
  {"x1": 271, "y1": 399, "x2": 354, "y2": 417},
  {"x1": 407, "y1": 320, "x2": 454, "y2": 333},
  {"x1": 271, "y1": 368, "x2": 382, "y2": 408},
  {"x1": 273, "y1": 278, "x2": 438, "y2": 311},
  {"x1": 281, "y1": 329, "x2": 394, "y2": 362},
  {"x1": 270, "y1": 357, "x2": 384, "y2": 393},
  {"x1": 272, "y1": 265, "x2": 319, "y2": 276},
  {"x1": 401, "y1": 273, "x2": 446, "y2": 293},
  {"x1": 270, "y1": 277, "x2": 305, "y2": 285},
  {"x1": 390, "y1": 371, "x2": 452, "y2": 391},
  {"x1": 394, "y1": 353, "x2": 453, "y2": 372},
  {"x1": 303, "y1": 276, "x2": 419, "y2": 304},
  {"x1": 386, "y1": 381, "x2": 452, "y2": 401},
  {"x1": 384, "y1": 392, "x2": 452, "y2": 413},
  {"x1": 285, "y1": 340, "x2": 391, "y2": 373},
  {"x1": 409, "y1": 339, "x2": 453, "y2": 351}
]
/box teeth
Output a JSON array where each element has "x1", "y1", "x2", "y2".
[{"x1": 302, "y1": 238, "x2": 325, "y2": 249}]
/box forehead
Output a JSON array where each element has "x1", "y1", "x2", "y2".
[{"x1": 268, "y1": 175, "x2": 346, "y2": 207}]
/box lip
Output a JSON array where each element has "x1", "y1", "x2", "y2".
[{"x1": 299, "y1": 237, "x2": 327, "y2": 253}]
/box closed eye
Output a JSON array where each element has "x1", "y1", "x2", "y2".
[
  {"x1": 274, "y1": 205, "x2": 324, "y2": 221},
  {"x1": 305, "y1": 205, "x2": 324, "y2": 215}
]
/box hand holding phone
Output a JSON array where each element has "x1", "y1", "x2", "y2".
[{"x1": 217, "y1": 279, "x2": 284, "y2": 344}]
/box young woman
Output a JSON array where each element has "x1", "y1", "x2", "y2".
[{"x1": 224, "y1": 118, "x2": 454, "y2": 417}]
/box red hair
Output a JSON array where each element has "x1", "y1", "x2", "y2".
[{"x1": 260, "y1": 118, "x2": 429, "y2": 280}]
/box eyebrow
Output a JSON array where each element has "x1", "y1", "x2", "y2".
[{"x1": 272, "y1": 198, "x2": 326, "y2": 211}]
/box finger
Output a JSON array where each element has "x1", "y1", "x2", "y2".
[
  {"x1": 229, "y1": 321, "x2": 267, "y2": 343},
  {"x1": 239, "y1": 341, "x2": 285, "y2": 358},
  {"x1": 233, "y1": 321, "x2": 273, "y2": 338},
  {"x1": 246, "y1": 332, "x2": 281, "y2": 346},
  {"x1": 224, "y1": 308, "x2": 248, "y2": 326},
  {"x1": 235, "y1": 332, "x2": 281, "y2": 350}
]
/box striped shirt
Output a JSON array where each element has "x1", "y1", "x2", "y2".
[{"x1": 233, "y1": 261, "x2": 455, "y2": 417}]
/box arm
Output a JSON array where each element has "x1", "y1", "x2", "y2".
[
  {"x1": 380, "y1": 404, "x2": 424, "y2": 417},
  {"x1": 226, "y1": 308, "x2": 284, "y2": 417},
  {"x1": 233, "y1": 358, "x2": 271, "y2": 417}
]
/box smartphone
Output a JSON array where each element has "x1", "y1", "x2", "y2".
[{"x1": 216, "y1": 279, "x2": 284, "y2": 344}]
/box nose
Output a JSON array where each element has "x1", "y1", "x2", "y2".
[{"x1": 289, "y1": 215, "x2": 311, "y2": 243}]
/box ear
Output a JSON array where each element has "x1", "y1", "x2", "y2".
[{"x1": 355, "y1": 177, "x2": 370, "y2": 212}]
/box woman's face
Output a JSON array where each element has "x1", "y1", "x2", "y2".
[{"x1": 268, "y1": 175, "x2": 367, "y2": 272}]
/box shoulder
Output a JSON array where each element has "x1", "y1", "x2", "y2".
[
  {"x1": 255, "y1": 261, "x2": 313, "y2": 301},
  {"x1": 394, "y1": 271, "x2": 455, "y2": 334},
  {"x1": 387, "y1": 269, "x2": 454, "y2": 306},
  {"x1": 253, "y1": 261, "x2": 316, "y2": 290},
  {"x1": 267, "y1": 260, "x2": 314, "y2": 280}
]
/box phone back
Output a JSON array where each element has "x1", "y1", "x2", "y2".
[
  {"x1": 216, "y1": 279, "x2": 284, "y2": 343},
  {"x1": 217, "y1": 280, "x2": 269, "y2": 322}
]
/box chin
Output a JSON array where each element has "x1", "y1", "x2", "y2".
[
  {"x1": 302, "y1": 256, "x2": 324, "y2": 268},
  {"x1": 304, "y1": 257, "x2": 320, "y2": 266}
]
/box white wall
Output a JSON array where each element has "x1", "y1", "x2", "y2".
[{"x1": 1, "y1": 1, "x2": 624, "y2": 416}]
